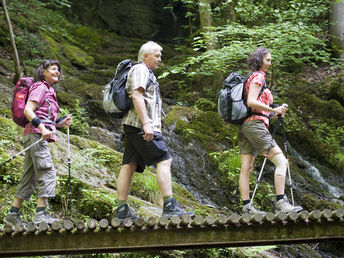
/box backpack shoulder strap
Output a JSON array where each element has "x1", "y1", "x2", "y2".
[{"x1": 245, "y1": 72, "x2": 267, "y2": 97}]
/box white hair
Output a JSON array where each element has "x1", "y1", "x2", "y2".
[{"x1": 138, "y1": 41, "x2": 162, "y2": 62}]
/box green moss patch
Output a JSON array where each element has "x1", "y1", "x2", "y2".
[
  {"x1": 302, "y1": 193, "x2": 344, "y2": 211},
  {"x1": 165, "y1": 106, "x2": 237, "y2": 152},
  {"x1": 63, "y1": 43, "x2": 94, "y2": 68}
]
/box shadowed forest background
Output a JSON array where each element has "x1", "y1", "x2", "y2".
[{"x1": 0, "y1": 0, "x2": 343, "y2": 257}]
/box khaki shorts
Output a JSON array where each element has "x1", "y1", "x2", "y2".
[
  {"x1": 238, "y1": 120, "x2": 276, "y2": 157},
  {"x1": 15, "y1": 134, "x2": 56, "y2": 201}
]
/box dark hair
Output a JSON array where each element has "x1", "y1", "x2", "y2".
[
  {"x1": 247, "y1": 47, "x2": 270, "y2": 71},
  {"x1": 34, "y1": 59, "x2": 61, "y2": 82}
]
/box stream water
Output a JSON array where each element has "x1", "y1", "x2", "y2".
[{"x1": 287, "y1": 142, "x2": 344, "y2": 198}]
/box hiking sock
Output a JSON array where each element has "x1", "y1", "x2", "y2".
[
  {"x1": 118, "y1": 200, "x2": 127, "y2": 206},
  {"x1": 276, "y1": 194, "x2": 285, "y2": 201},
  {"x1": 36, "y1": 207, "x2": 46, "y2": 213},
  {"x1": 243, "y1": 200, "x2": 251, "y2": 206},
  {"x1": 163, "y1": 195, "x2": 173, "y2": 203},
  {"x1": 10, "y1": 206, "x2": 19, "y2": 213}
]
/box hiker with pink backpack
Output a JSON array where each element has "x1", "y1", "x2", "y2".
[{"x1": 4, "y1": 59, "x2": 72, "y2": 227}]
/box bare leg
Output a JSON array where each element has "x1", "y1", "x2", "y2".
[
  {"x1": 156, "y1": 158, "x2": 173, "y2": 197},
  {"x1": 239, "y1": 154, "x2": 256, "y2": 200},
  {"x1": 117, "y1": 163, "x2": 137, "y2": 201}
]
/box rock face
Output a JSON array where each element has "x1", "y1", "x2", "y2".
[
  {"x1": 69, "y1": 0, "x2": 184, "y2": 42},
  {"x1": 163, "y1": 128, "x2": 234, "y2": 209}
]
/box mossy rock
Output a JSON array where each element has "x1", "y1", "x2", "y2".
[
  {"x1": 73, "y1": 26, "x2": 106, "y2": 51},
  {"x1": 84, "y1": 83, "x2": 104, "y2": 100},
  {"x1": 194, "y1": 98, "x2": 216, "y2": 112},
  {"x1": 290, "y1": 90, "x2": 344, "y2": 126},
  {"x1": 302, "y1": 193, "x2": 344, "y2": 211},
  {"x1": 40, "y1": 33, "x2": 63, "y2": 60},
  {"x1": 60, "y1": 76, "x2": 90, "y2": 96},
  {"x1": 93, "y1": 54, "x2": 133, "y2": 66},
  {"x1": 324, "y1": 70, "x2": 344, "y2": 106},
  {"x1": 63, "y1": 43, "x2": 94, "y2": 68},
  {"x1": 56, "y1": 91, "x2": 80, "y2": 109},
  {"x1": 0, "y1": 108, "x2": 11, "y2": 118},
  {"x1": 79, "y1": 69, "x2": 115, "y2": 85},
  {"x1": 0, "y1": 116, "x2": 22, "y2": 141},
  {"x1": 165, "y1": 106, "x2": 237, "y2": 152},
  {"x1": 52, "y1": 175, "x2": 115, "y2": 220}
]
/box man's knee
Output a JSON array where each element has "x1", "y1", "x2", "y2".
[
  {"x1": 271, "y1": 153, "x2": 288, "y2": 177},
  {"x1": 123, "y1": 163, "x2": 137, "y2": 172},
  {"x1": 158, "y1": 157, "x2": 172, "y2": 167}
]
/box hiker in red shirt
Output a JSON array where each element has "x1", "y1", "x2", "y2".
[
  {"x1": 4, "y1": 59, "x2": 72, "y2": 227},
  {"x1": 238, "y1": 47, "x2": 303, "y2": 215}
]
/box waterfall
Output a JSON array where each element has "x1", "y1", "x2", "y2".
[{"x1": 287, "y1": 142, "x2": 344, "y2": 198}]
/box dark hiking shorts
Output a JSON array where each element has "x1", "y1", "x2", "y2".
[{"x1": 122, "y1": 125, "x2": 172, "y2": 172}]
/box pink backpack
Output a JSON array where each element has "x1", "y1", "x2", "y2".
[{"x1": 11, "y1": 77, "x2": 35, "y2": 127}]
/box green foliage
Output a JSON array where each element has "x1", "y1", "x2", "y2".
[
  {"x1": 194, "y1": 97, "x2": 216, "y2": 111},
  {"x1": 40, "y1": 0, "x2": 72, "y2": 9},
  {"x1": 59, "y1": 100, "x2": 89, "y2": 136},
  {"x1": 131, "y1": 171, "x2": 162, "y2": 205},
  {"x1": 79, "y1": 145, "x2": 121, "y2": 172},
  {"x1": 208, "y1": 147, "x2": 241, "y2": 195},
  {"x1": 162, "y1": 22, "x2": 330, "y2": 82},
  {"x1": 209, "y1": 146, "x2": 275, "y2": 212},
  {"x1": 0, "y1": 117, "x2": 23, "y2": 186}
]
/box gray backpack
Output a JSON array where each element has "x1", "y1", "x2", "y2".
[
  {"x1": 103, "y1": 59, "x2": 135, "y2": 118},
  {"x1": 218, "y1": 72, "x2": 266, "y2": 124}
]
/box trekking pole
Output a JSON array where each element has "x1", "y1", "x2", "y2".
[
  {"x1": 280, "y1": 116, "x2": 295, "y2": 206},
  {"x1": 249, "y1": 116, "x2": 280, "y2": 208},
  {"x1": 67, "y1": 126, "x2": 72, "y2": 219},
  {"x1": 0, "y1": 138, "x2": 43, "y2": 168}
]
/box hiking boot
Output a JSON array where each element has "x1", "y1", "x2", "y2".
[
  {"x1": 4, "y1": 211, "x2": 27, "y2": 227},
  {"x1": 162, "y1": 198, "x2": 195, "y2": 218},
  {"x1": 275, "y1": 196, "x2": 303, "y2": 213},
  {"x1": 115, "y1": 204, "x2": 137, "y2": 223},
  {"x1": 33, "y1": 211, "x2": 59, "y2": 224},
  {"x1": 242, "y1": 203, "x2": 267, "y2": 216}
]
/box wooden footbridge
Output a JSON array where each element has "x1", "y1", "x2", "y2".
[{"x1": 0, "y1": 209, "x2": 343, "y2": 257}]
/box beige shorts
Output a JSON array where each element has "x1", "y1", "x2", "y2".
[
  {"x1": 15, "y1": 134, "x2": 56, "y2": 201},
  {"x1": 238, "y1": 120, "x2": 276, "y2": 157}
]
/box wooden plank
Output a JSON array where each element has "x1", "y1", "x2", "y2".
[{"x1": 0, "y1": 219, "x2": 343, "y2": 256}]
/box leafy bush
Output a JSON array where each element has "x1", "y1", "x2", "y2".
[
  {"x1": 162, "y1": 22, "x2": 330, "y2": 82},
  {"x1": 209, "y1": 146, "x2": 275, "y2": 212},
  {"x1": 59, "y1": 100, "x2": 89, "y2": 136}
]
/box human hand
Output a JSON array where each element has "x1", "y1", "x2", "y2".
[
  {"x1": 273, "y1": 105, "x2": 288, "y2": 117},
  {"x1": 142, "y1": 123, "x2": 154, "y2": 142},
  {"x1": 40, "y1": 126, "x2": 55, "y2": 140},
  {"x1": 61, "y1": 115, "x2": 72, "y2": 128}
]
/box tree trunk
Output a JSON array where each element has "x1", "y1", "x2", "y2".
[
  {"x1": 329, "y1": 0, "x2": 344, "y2": 58},
  {"x1": 198, "y1": 0, "x2": 219, "y2": 50},
  {"x1": 1, "y1": 0, "x2": 22, "y2": 81}
]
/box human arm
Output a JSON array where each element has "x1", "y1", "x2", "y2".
[
  {"x1": 247, "y1": 83, "x2": 287, "y2": 116},
  {"x1": 24, "y1": 100, "x2": 54, "y2": 140},
  {"x1": 132, "y1": 87, "x2": 154, "y2": 142}
]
